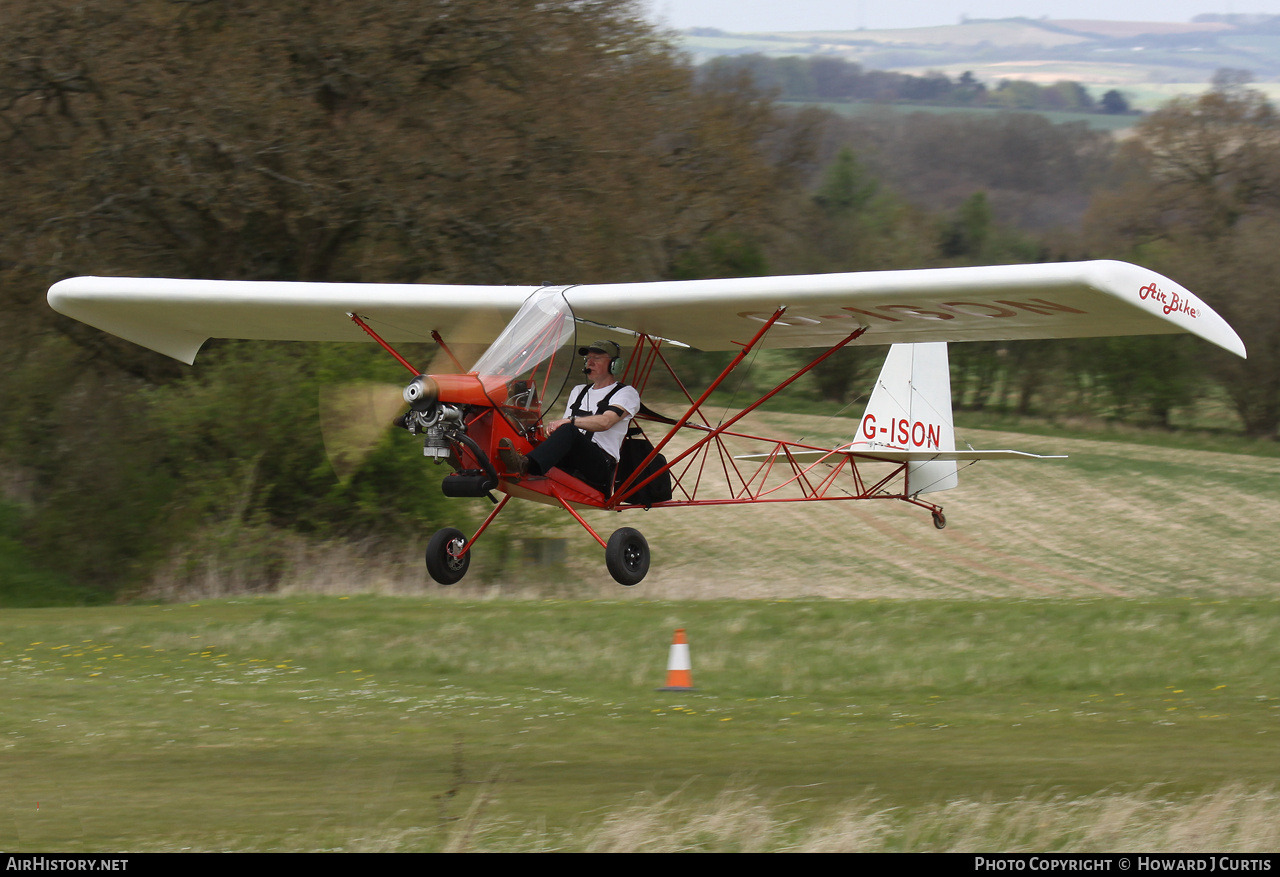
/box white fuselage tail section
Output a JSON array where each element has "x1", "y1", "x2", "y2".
[{"x1": 849, "y1": 343, "x2": 958, "y2": 496}]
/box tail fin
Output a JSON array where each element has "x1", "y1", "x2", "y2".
[{"x1": 849, "y1": 342, "x2": 957, "y2": 496}]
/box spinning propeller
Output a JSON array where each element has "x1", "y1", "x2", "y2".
[
  {"x1": 318, "y1": 382, "x2": 408, "y2": 483},
  {"x1": 318, "y1": 319, "x2": 490, "y2": 482}
]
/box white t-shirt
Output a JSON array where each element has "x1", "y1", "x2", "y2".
[{"x1": 563, "y1": 382, "x2": 641, "y2": 461}]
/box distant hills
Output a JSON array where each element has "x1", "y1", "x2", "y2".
[{"x1": 678, "y1": 15, "x2": 1280, "y2": 110}]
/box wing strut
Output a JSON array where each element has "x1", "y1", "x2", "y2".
[{"x1": 347, "y1": 313, "x2": 420, "y2": 375}]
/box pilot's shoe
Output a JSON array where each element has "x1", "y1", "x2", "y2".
[{"x1": 497, "y1": 438, "x2": 528, "y2": 479}]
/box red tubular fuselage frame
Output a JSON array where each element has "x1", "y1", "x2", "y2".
[
  {"x1": 356, "y1": 306, "x2": 946, "y2": 556},
  {"x1": 606, "y1": 325, "x2": 942, "y2": 518}
]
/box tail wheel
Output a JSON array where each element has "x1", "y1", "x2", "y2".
[
  {"x1": 605, "y1": 527, "x2": 650, "y2": 586},
  {"x1": 426, "y1": 527, "x2": 470, "y2": 585},
  {"x1": 932, "y1": 510, "x2": 947, "y2": 530}
]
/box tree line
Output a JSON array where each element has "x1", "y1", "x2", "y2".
[
  {"x1": 699, "y1": 54, "x2": 1133, "y2": 114},
  {"x1": 0, "y1": 1, "x2": 1275, "y2": 597}
]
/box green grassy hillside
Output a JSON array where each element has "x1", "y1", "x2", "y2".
[{"x1": 3, "y1": 597, "x2": 1277, "y2": 850}]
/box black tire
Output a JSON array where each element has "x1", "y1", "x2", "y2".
[
  {"x1": 605, "y1": 527, "x2": 650, "y2": 586},
  {"x1": 932, "y1": 510, "x2": 947, "y2": 530},
  {"x1": 426, "y1": 527, "x2": 470, "y2": 585}
]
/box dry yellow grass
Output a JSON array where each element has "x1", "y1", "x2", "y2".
[
  {"x1": 145, "y1": 416, "x2": 1280, "y2": 602},
  {"x1": 485, "y1": 415, "x2": 1280, "y2": 601},
  {"x1": 453, "y1": 783, "x2": 1280, "y2": 852}
]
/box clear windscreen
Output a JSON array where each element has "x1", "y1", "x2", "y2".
[{"x1": 471, "y1": 288, "x2": 577, "y2": 435}]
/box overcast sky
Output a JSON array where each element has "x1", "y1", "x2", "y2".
[{"x1": 647, "y1": 1, "x2": 1276, "y2": 33}]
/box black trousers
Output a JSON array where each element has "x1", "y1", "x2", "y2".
[{"x1": 526, "y1": 424, "x2": 616, "y2": 491}]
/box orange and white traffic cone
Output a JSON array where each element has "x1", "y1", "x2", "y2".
[{"x1": 657, "y1": 628, "x2": 696, "y2": 691}]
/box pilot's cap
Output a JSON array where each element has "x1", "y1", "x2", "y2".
[{"x1": 578, "y1": 339, "x2": 621, "y2": 358}]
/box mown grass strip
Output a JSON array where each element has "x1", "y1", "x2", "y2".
[{"x1": 2, "y1": 597, "x2": 1275, "y2": 850}]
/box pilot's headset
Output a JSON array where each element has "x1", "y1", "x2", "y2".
[{"x1": 579, "y1": 340, "x2": 622, "y2": 376}]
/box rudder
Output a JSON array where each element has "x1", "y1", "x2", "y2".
[{"x1": 850, "y1": 342, "x2": 958, "y2": 496}]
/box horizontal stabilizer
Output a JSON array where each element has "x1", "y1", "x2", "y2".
[
  {"x1": 736, "y1": 341, "x2": 1062, "y2": 497},
  {"x1": 736, "y1": 447, "x2": 1067, "y2": 464}
]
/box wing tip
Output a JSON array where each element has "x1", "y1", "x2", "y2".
[
  {"x1": 48, "y1": 276, "x2": 207, "y2": 364},
  {"x1": 1085, "y1": 261, "x2": 1248, "y2": 358}
]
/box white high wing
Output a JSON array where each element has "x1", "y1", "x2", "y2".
[
  {"x1": 49, "y1": 260, "x2": 1245, "y2": 364},
  {"x1": 46, "y1": 260, "x2": 1247, "y2": 585}
]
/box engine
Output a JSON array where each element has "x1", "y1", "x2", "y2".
[{"x1": 400, "y1": 375, "x2": 464, "y2": 460}]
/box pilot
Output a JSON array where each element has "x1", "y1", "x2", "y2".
[{"x1": 500, "y1": 340, "x2": 640, "y2": 493}]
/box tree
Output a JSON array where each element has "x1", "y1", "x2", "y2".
[
  {"x1": 955, "y1": 71, "x2": 987, "y2": 105},
  {"x1": 0, "y1": 0, "x2": 812, "y2": 590},
  {"x1": 1085, "y1": 74, "x2": 1280, "y2": 436},
  {"x1": 1129, "y1": 84, "x2": 1280, "y2": 238},
  {"x1": 1, "y1": 1, "x2": 800, "y2": 307},
  {"x1": 812, "y1": 147, "x2": 878, "y2": 216},
  {"x1": 940, "y1": 192, "x2": 992, "y2": 258},
  {"x1": 1047, "y1": 81, "x2": 1095, "y2": 112},
  {"x1": 1088, "y1": 336, "x2": 1201, "y2": 428},
  {"x1": 1100, "y1": 90, "x2": 1131, "y2": 115},
  {"x1": 992, "y1": 79, "x2": 1041, "y2": 110},
  {"x1": 815, "y1": 108, "x2": 1114, "y2": 231}
]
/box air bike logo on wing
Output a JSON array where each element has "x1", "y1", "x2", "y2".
[
  {"x1": 1139, "y1": 282, "x2": 1199, "y2": 319},
  {"x1": 861, "y1": 414, "x2": 942, "y2": 449}
]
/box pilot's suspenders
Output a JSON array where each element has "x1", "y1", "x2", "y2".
[{"x1": 569, "y1": 383, "x2": 627, "y2": 452}]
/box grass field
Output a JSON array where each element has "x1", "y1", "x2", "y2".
[
  {"x1": 3, "y1": 597, "x2": 1278, "y2": 851},
  {"x1": 5, "y1": 421, "x2": 1279, "y2": 850}
]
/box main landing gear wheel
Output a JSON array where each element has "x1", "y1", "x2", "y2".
[
  {"x1": 605, "y1": 527, "x2": 650, "y2": 586},
  {"x1": 426, "y1": 527, "x2": 470, "y2": 585},
  {"x1": 932, "y1": 510, "x2": 947, "y2": 530}
]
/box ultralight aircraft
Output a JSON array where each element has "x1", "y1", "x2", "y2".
[{"x1": 48, "y1": 261, "x2": 1246, "y2": 585}]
